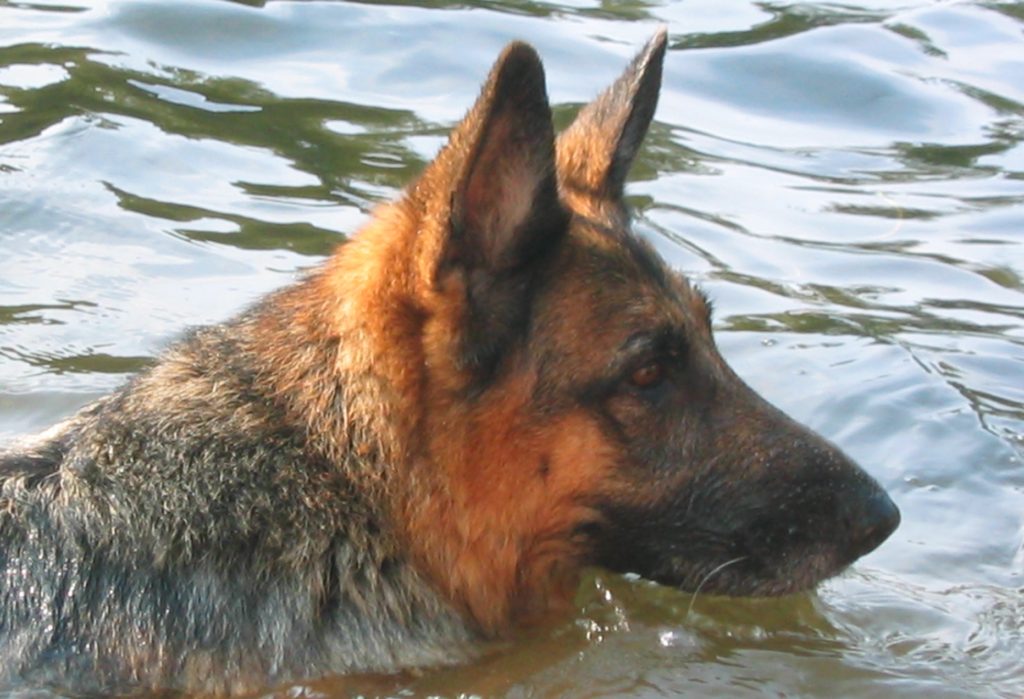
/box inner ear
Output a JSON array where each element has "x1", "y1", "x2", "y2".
[
  {"x1": 456, "y1": 116, "x2": 551, "y2": 270},
  {"x1": 444, "y1": 42, "x2": 566, "y2": 276}
]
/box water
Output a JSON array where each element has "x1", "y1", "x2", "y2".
[{"x1": 1, "y1": 0, "x2": 1022, "y2": 697}]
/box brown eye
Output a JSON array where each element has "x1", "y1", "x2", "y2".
[{"x1": 630, "y1": 361, "x2": 665, "y2": 389}]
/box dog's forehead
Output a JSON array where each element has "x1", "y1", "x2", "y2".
[
  {"x1": 571, "y1": 217, "x2": 693, "y2": 304},
  {"x1": 537, "y1": 218, "x2": 707, "y2": 352}
]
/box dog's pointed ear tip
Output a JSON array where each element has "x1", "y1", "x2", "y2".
[
  {"x1": 500, "y1": 40, "x2": 541, "y2": 61},
  {"x1": 493, "y1": 40, "x2": 546, "y2": 79},
  {"x1": 643, "y1": 26, "x2": 669, "y2": 62}
]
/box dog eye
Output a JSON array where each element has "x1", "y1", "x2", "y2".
[{"x1": 629, "y1": 361, "x2": 666, "y2": 390}]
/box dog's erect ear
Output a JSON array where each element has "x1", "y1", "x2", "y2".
[
  {"x1": 414, "y1": 42, "x2": 566, "y2": 380},
  {"x1": 427, "y1": 41, "x2": 565, "y2": 280},
  {"x1": 557, "y1": 29, "x2": 667, "y2": 201}
]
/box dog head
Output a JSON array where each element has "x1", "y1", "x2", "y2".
[{"x1": 386, "y1": 31, "x2": 899, "y2": 631}]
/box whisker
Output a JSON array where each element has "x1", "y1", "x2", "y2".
[{"x1": 686, "y1": 556, "x2": 747, "y2": 619}]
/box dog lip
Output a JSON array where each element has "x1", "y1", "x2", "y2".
[{"x1": 665, "y1": 549, "x2": 841, "y2": 597}]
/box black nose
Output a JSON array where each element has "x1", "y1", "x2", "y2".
[{"x1": 845, "y1": 489, "x2": 900, "y2": 560}]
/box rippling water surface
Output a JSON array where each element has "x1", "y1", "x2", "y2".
[{"x1": 1, "y1": 1, "x2": 1022, "y2": 697}]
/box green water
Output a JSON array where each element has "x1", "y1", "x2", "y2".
[{"x1": 1, "y1": 1, "x2": 1022, "y2": 697}]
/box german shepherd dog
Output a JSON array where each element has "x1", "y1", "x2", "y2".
[{"x1": 0, "y1": 30, "x2": 899, "y2": 694}]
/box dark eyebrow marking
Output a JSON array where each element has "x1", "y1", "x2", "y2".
[{"x1": 616, "y1": 326, "x2": 685, "y2": 368}]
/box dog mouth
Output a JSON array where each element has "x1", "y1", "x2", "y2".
[
  {"x1": 650, "y1": 546, "x2": 848, "y2": 598},
  {"x1": 585, "y1": 480, "x2": 900, "y2": 598},
  {"x1": 583, "y1": 520, "x2": 845, "y2": 598}
]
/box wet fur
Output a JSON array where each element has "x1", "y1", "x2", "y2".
[{"x1": 0, "y1": 32, "x2": 898, "y2": 695}]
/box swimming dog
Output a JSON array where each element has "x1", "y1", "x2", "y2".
[{"x1": 0, "y1": 30, "x2": 899, "y2": 694}]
